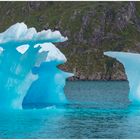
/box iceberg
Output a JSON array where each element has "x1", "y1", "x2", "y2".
[
  {"x1": 0, "y1": 22, "x2": 73, "y2": 109},
  {"x1": 104, "y1": 51, "x2": 140, "y2": 104}
]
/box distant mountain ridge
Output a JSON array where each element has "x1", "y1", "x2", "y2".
[{"x1": 0, "y1": 1, "x2": 140, "y2": 80}]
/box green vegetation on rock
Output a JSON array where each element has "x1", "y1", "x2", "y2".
[{"x1": 0, "y1": 1, "x2": 140, "y2": 80}]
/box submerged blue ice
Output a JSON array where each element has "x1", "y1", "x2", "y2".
[
  {"x1": 104, "y1": 51, "x2": 140, "y2": 104},
  {"x1": 0, "y1": 22, "x2": 73, "y2": 109}
]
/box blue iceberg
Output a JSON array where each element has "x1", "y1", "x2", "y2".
[
  {"x1": 104, "y1": 51, "x2": 140, "y2": 104},
  {"x1": 0, "y1": 22, "x2": 73, "y2": 109}
]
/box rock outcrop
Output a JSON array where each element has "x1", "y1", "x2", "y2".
[{"x1": 0, "y1": 1, "x2": 140, "y2": 80}]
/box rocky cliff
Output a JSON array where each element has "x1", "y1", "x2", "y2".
[{"x1": 0, "y1": 1, "x2": 140, "y2": 80}]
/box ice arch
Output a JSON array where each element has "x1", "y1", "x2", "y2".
[
  {"x1": 104, "y1": 51, "x2": 140, "y2": 104},
  {"x1": 0, "y1": 22, "x2": 73, "y2": 109}
]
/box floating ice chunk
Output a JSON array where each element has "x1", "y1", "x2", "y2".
[
  {"x1": 104, "y1": 51, "x2": 140, "y2": 104},
  {"x1": 0, "y1": 22, "x2": 73, "y2": 109},
  {"x1": 0, "y1": 47, "x2": 4, "y2": 53},
  {"x1": 16, "y1": 45, "x2": 29, "y2": 54}
]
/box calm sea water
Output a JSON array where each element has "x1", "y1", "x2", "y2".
[{"x1": 1, "y1": 81, "x2": 140, "y2": 138}]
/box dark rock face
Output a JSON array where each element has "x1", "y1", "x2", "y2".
[
  {"x1": 29, "y1": 2, "x2": 41, "y2": 10},
  {"x1": 0, "y1": 1, "x2": 140, "y2": 80}
]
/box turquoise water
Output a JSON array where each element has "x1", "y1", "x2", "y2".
[{"x1": 1, "y1": 81, "x2": 140, "y2": 138}]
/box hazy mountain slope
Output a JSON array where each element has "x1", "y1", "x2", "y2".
[{"x1": 0, "y1": 1, "x2": 140, "y2": 80}]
